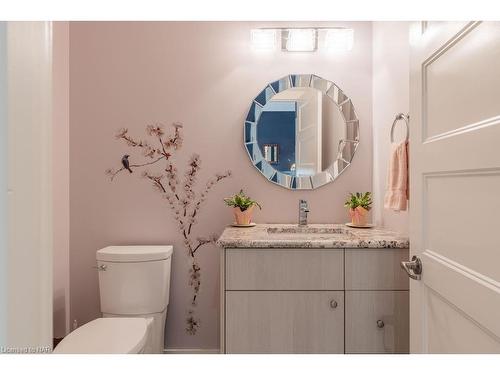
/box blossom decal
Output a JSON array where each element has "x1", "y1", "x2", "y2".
[{"x1": 107, "y1": 122, "x2": 231, "y2": 335}]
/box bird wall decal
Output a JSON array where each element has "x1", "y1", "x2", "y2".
[{"x1": 121, "y1": 154, "x2": 133, "y2": 173}]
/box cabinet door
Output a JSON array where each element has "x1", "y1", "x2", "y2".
[
  {"x1": 345, "y1": 291, "x2": 409, "y2": 353},
  {"x1": 225, "y1": 291, "x2": 344, "y2": 354}
]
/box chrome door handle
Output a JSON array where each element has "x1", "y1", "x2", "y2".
[
  {"x1": 400, "y1": 255, "x2": 422, "y2": 280},
  {"x1": 330, "y1": 299, "x2": 338, "y2": 309},
  {"x1": 92, "y1": 264, "x2": 107, "y2": 271}
]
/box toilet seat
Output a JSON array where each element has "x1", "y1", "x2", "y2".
[{"x1": 53, "y1": 317, "x2": 151, "y2": 354}]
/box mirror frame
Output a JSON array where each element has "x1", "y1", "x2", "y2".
[{"x1": 244, "y1": 74, "x2": 359, "y2": 190}]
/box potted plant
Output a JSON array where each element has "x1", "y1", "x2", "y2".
[
  {"x1": 344, "y1": 192, "x2": 372, "y2": 226},
  {"x1": 224, "y1": 189, "x2": 262, "y2": 225}
]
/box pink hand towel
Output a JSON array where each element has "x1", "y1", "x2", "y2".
[{"x1": 384, "y1": 141, "x2": 409, "y2": 211}]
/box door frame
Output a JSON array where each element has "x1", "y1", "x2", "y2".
[{"x1": 2, "y1": 21, "x2": 53, "y2": 351}]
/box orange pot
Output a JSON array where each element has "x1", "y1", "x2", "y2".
[
  {"x1": 233, "y1": 205, "x2": 255, "y2": 225},
  {"x1": 349, "y1": 206, "x2": 368, "y2": 226}
]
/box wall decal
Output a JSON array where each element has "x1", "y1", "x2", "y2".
[{"x1": 106, "y1": 123, "x2": 231, "y2": 335}]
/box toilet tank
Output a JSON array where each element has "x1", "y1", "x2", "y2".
[{"x1": 96, "y1": 246, "x2": 173, "y2": 315}]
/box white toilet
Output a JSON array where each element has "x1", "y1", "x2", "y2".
[{"x1": 54, "y1": 245, "x2": 173, "y2": 354}]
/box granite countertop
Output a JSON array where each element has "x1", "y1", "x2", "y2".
[{"x1": 216, "y1": 224, "x2": 409, "y2": 249}]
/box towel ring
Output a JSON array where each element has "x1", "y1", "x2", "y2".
[{"x1": 390, "y1": 113, "x2": 410, "y2": 143}]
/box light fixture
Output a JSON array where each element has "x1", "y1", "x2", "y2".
[
  {"x1": 250, "y1": 27, "x2": 355, "y2": 53},
  {"x1": 324, "y1": 28, "x2": 354, "y2": 52},
  {"x1": 250, "y1": 29, "x2": 277, "y2": 51},
  {"x1": 283, "y1": 29, "x2": 317, "y2": 52}
]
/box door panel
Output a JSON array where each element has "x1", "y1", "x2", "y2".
[
  {"x1": 225, "y1": 291, "x2": 344, "y2": 354},
  {"x1": 424, "y1": 172, "x2": 500, "y2": 281},
  {"x1": 424, "y1": 22, "x2": 500, "y2": 139},
  {"x1": 422, "y1": 250, "x2": 500, "y2": 340},
  {"x1": 410, "y1": 21, "x2": 500, "y2": 353},
  {"x1": 425, "y1": 288, "x2": 500, "y2": 353}
]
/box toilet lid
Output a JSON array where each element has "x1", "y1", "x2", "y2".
[
  {"x1": 53, "y1": 318, "x2": 150, "y2": 354},
  {"x1": 97, "y1": 245, "x2": 173, "y2": 262}
]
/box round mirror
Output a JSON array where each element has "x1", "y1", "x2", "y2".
[{"x1": 244, "y1": 74, "x2": 359, "y2": 190}]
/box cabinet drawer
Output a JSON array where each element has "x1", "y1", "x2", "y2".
[
  {"x1": 345, "y1": 248, "x2": 409, "y2": 290},
  {"x1": 225, "y1": 248, "x2": 343, "y2": 290},
  {"x1": 345, "y1": 291, "x2": 409, "y2": 353},
  {"x1": 225, "y1": 291, "x2": 344, "y2": 353}
]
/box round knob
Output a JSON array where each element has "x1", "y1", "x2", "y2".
[
  {"x1": 376, "y1": 319, "x2": 385, "y2": 328},
  {"x1": 330, "y1": 299, "x2": 338, "y2": 309}
]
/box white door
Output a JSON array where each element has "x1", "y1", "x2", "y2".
[
  {"x1": 295, "y1": 88, "x2": 322, "y2": 176},
  {"x1": 409, "y1": 21, "x2": 500, "y2": 353}
]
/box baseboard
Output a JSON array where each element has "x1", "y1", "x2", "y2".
[{"x1": 163, "y1": 348, "x2": 220, "y2": 354}]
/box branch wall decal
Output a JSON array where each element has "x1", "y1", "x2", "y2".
[{"x1": 106, "y1": 122, "x2": 231, "y2": 335}]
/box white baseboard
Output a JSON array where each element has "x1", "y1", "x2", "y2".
[{"x1": 163, "y1": 348, "x2": 221, "y2": 354}]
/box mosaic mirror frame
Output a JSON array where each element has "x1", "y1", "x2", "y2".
[{"x1": 244, "y1": 74, "x2": 360, "y2": 190}]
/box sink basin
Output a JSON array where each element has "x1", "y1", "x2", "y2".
[
  {"x1": 267, "y1": 225, "x2": 348, "y2": 234},
  {"x1": 266, "y1": 225, "x2": 354, "y2": 238}
]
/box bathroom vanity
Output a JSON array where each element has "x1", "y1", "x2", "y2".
[{"x1": 217, "y1": 224, "x2": 410, "y2": 354}]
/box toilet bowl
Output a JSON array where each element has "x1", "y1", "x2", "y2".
[
  {"x1": 53, "y1": 317, "x2": 153, "y2": 354},
  {"x1": 54, "y1": 245, "x2": 173, "y2": 354}
]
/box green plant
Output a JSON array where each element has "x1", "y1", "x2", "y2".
[
  {"x1": 344, "y1": 192, "x2": 372, "y2": 210},
  {"x1": 224, "y1": 189, "x2": 262, "y2": 211}
]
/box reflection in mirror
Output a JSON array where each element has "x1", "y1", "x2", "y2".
[
  {"x1": 244, "y1": 74, "x2": 359, "y2": 190},
  {"x1": 263, "y1": 144, "x2": 279, "y2": 164}
]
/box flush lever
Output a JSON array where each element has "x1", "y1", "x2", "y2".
[
  {"x1": 92, "y1": 264, "x2": 107, "y2": 271},
  {"x1": 400, "y1": 255, "x2": 422, "y2": 280}
]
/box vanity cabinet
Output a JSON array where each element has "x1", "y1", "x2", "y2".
[
  {"x1": 221, "y1": 247, "x2": 409, "y2": 354},
  {"x1": 224, "y1": 248, "x2": 344, "y2": 354}
]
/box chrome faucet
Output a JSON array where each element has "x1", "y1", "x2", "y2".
[{"x1": 298, "y1": 199, "x2": 309, "y2": 226}]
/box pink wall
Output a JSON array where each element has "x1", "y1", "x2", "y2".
[
  {"x1": 69, "y1": 21, "x2": 373, "y2": 349},
  {"x1": 372, "y1": 22, "x2": 410, "y2": 234},
  {"x1": 52, "y1": 21, "x2": 70, "y2": 338}
]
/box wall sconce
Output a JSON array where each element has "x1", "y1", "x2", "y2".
[
  {"x1": 250, "y1": 27, "x2": 354, "y2": 53},
  {"x1": 324, "y1": 28, "x2": 354, "y2": 52},
  {"x1": 250, "y1": 29, "x2": 277, "y2": 51}
]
